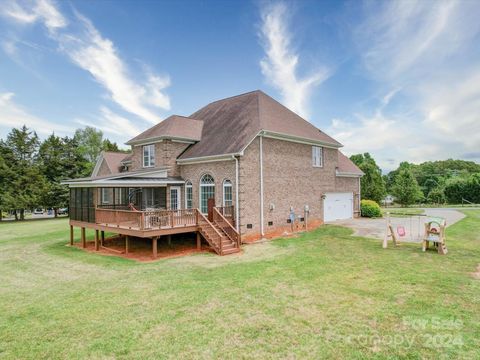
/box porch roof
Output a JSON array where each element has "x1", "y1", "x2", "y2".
[
  {"x1": 62, "y1": 167, "x2": 184, "y2": 187},
  {"x1": 65, "y1": 176, "x2": 185, "y2": 188}
]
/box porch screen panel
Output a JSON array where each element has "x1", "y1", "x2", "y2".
[
  {"x1": 69, "y1": 187, "x2": 95, "y2": 223},
  {"x1": 142, "y1": 188, "x2": 166, "y2": 209},
  {"x1": 87, "y1": 188, "x2": 95, "y2": 223},
  {"x1": 156, "y1": 188, "x2": 166, "y2": 209},
  {"x1": 69, "y1": 188, "x2": 76, "y2": 221}
]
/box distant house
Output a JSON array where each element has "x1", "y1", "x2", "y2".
[
  {"x1": 64, "y1": 90, "x2": 363, "y2": 256},
  {"x1": 382, "y1": 195, "x2": 395, "y2": 206}
]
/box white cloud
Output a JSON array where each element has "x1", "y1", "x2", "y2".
[
  {"x1": 0, "y1": 92, "x2": 74, "y2": 135},
  {"x1": 0, "y1": 0, "x2": 171, "y2": 125},
  {"x1": 75, "y1": 107, "x2": 141, "y2": 138},
  {"x1": 0, "y1": 0, "x2": 67, "y2": 32},
  {"x1": 259, "y1": 2, "x2": 330, "y2": 119},
  {"x1": 337, "y1": 0, "x2": 480, "y2": 169},
  {"x1": 1, "y1": 38, "x2": 17, "y2": 56}
]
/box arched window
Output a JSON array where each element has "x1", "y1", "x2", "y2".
[
  {"x1": 199, "y1": 174, "x2": 215, "y2": 214},
  {"x1": 185, "y1": 181, "x2": 193, "y2": 209},
  {"x1": 223, "y1": 179, "x2": 233, "y2": 207}
]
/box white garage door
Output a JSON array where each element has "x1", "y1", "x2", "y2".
[{"x1": 324, "y1": 192, "x2": 353, "y2": 222}]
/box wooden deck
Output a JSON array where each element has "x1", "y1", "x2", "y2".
[
  {"x1": 71, "y1": 208, "x2": 200, "y2": 237},
  {"x1": 69, "y1": 206, "x2": 240, "y2": 257}
]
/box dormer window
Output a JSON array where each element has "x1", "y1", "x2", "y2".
[
  {"x1": 143, "y1": 144, "x2": 155, "y2": 167},
  {"x1": 312, "y1": 146, "x2": 323, "y2": 167}
]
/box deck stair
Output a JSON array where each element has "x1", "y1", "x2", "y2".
[{"x1": 197, "y1": 210, "x2": 240, "y2": 255}]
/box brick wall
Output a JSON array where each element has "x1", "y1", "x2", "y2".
[
  {"x1": 130, "y1": 140, "x2": 190, "y2": 176},
  {"x1": 180, "y1": 160, "x2": 236, "y2": 210},
  {"x1": 239, "y1": 136, "x2": 360, "y2": 241}
]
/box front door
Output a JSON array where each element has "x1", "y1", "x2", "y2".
[{"x1": 170, "y1": 187, "x2": 181, "y2": 210}]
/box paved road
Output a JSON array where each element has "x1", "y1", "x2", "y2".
[{"x1": 327, "y1": 208, "x2": 466, "y2": 243}]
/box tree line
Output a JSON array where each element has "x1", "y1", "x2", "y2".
[
  {"x1": 0, "y1": 125, "x2": 125, "y2": 220},
  {"x1": 351, "y1": 153, "x2": 480, "y2": 206}
]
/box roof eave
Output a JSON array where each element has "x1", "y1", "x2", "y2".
[
  {"x1": 66, "y1": 179, "x2": 185, "y2": 188},
  {"x1": 176, "y1": 153, "x2": 238, "y2": 165},
  {"x1": 335, "y1": 170, "x2": 364, "y2": 177},
  {"x1": 126, "y1": 135, "x2": 199, "y2": 146},
  {"x1": 260, "y1": 130, "x2": 342, "y2": 149}
]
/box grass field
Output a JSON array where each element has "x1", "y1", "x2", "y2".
[{"x1": 1, "y1": 212, "x2": 479, "y2": 359}]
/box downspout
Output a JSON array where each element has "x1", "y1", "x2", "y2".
[
  {"x1": 358, "y1": 176, "x2": 361, "y2": 216},
  {"x1": 234, "y1": 156, "x2": 240, "y2": 232},
  {"x1": 259, "y1": 135, "x2": 264, "y2": 237}
]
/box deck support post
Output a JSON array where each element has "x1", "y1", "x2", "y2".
[
  {"x1": 81, "y1": 227, "x2": 86, "y2": 248},
  {"x1": 70, "y1": 225, "x2": 74, "y2": 246},
  {"x1": 167, "y1": 234, "x2": 171, "y2": 246},
  {"x1": 152, "y1": 236, "x2": 158, "y2": 259},
  {"x1": 95, "y1": 230, "x2": 99, "y2": 251},
  {"x1": 125, "y1": 235, "x2": 129, "y2": 254},
  {"x1": 101, "y1": 231, "x2": 105, "y2": 246},
  {"x1": 196, "y1": 232, "x2": 201, "y2": 250}
]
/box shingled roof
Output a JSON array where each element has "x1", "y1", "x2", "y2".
[
  {"x1": 178, "y1": 90, "x2": 342, "y2": 160},
  {"x1": 126, "y1": 115, "x2": 203, "y2": 145},
  {"x1": 337, "y1": 151, "x2": 364, "y2": 176},
  {"x1": 100, "y1": 151, "x2": 131, "y2": 175}
]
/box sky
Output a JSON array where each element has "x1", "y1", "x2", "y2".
[{"x1": 1, "y1": 0, "x2": 479, "y2": 171}]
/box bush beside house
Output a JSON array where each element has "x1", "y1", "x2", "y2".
[{"x1": 361, "y1": 200, "x2": 382, "y2": 218}]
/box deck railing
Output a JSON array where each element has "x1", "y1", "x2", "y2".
[
  {"x1": 95, "y1": 208, "x2": 198, "y2": 231},
  {"x1": 215, "y1": 205, "x2": 235, "y2": 226},
  {"x1": 213, "y1": 207, "x2": 240, "y2": 247}
]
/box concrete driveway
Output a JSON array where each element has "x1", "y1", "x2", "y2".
[{"x1": 327, "y1": 208, "x2": 465, "y2": 243}]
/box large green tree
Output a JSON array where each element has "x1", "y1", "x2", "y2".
[
  {"x1": 74, "y1": 127, "x2": 104, "y2": 172},
  {"x1": 0, "y1": 150, "x2": 14, "y2": 221},
  {"x1": 391, "y1": 166, "x2": 423, "y2": 206},
  {"x1": 350, "y1": 153, "x2": 386, "y2": 203},
  {"x1": 37, "y1": 134, "x2": 72, "y2": 216},
  {"x1": 73, "y1": 127, "x2": 125, "y2": 174},
  {"x1": 3, "y1": 126, "x2": 46, "y2": 220}
]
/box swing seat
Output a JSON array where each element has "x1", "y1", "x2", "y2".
[
  {"x1": 397, "y1": 225, "x2": 406, "y2": 237},
  {"x1": 427, "y1": 234, "x2": 441, "y2": 243}
]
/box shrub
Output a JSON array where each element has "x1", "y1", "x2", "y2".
[{"x1": 361, "y1": 199, "x2": 382, "y2": 218}]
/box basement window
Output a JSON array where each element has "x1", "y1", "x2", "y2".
[
  {"x1": 268, "y1": 221, "x2": 273, "y2": 226},
  {"x1": 246, "y1": 224, "x2": 253, "y2": 229}
]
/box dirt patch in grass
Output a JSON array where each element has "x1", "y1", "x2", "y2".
[
  {"x1": 470, "y1": 264, "x2": 480, "y2": 279},
  {"x1": 71, "y1": 235, "x2": 212, "y2": 262}
]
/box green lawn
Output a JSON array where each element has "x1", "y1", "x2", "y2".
[
  {"x1": 382, "y1": 208, "x2": 425, "y2": 217},
  {"x1": 1, "y1": 212, "x2": 479, "y2": 359}
]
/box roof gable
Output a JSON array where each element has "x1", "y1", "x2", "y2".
[
  {"x1": 337, "y1": 151, "x2": 364, "y2": 176},
  {"x1": 178, "y1": 90, "x2": 341, "y2": 160},
  {"x1": 91, "y1": 151, "x2": 130, "y2": 177}
]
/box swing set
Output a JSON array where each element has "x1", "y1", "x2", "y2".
[{"x1": 383, "y1": 212, "x2": 447, "y2": 255}]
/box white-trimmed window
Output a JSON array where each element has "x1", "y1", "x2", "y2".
[
  {"x1": 200, "y1": 174, "x2": 215, "y2": 214},
  {"x1": 185, "y1": 181, "x2": 193, "y2": 209},
  {"x1": 143, "y1": 144, "x2": 155, "y2": 167},
  {"x1": 312, "y1": 146, "x2": 323, "y2": 167},
  {"x1": 223, "y1": 179, "x2": 233, "y2": 207},
  {"x1": 101, "y1": 188, "x2": 113, "y2": 204}
]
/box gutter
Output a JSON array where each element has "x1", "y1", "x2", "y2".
[
  {"x1": 126, "y1": 135, "x2": 198, "y2": 146},
  {"x1": 335, "y1": 170, "x2": 364, "y2": 177}
]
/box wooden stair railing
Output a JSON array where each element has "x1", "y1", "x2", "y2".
[
  {"x1": 213, "y1": 207, "x2": 241, "y2": 248},
  {"x1": 197, "y1": 211, "x2": 225, "y2": 255}
]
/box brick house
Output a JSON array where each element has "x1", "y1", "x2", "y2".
[{"x1": 65, "y1": 90, "x2": 363, "y2": 256}]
